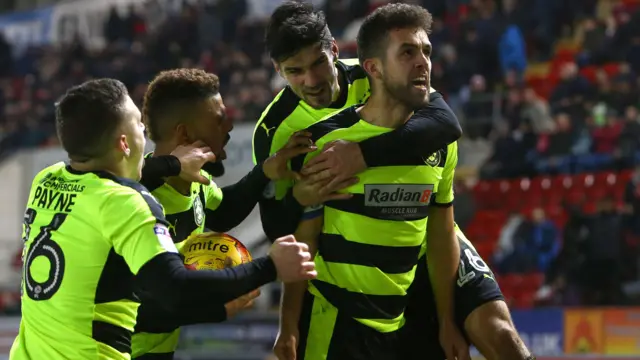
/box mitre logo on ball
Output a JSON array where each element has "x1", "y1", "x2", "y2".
[{"x1": 181, "y1": 232, "x2": 252, "y2": 270}]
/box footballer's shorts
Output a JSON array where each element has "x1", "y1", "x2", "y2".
[
  {"x1": 397, "y1": 237, "x2": 504, "y2": 359},
  {"x1": 297, "y1": 291, "x2": 400, "y2": 360}
]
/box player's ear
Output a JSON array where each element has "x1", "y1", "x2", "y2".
[
  {"x1": 330, "y1": 40, "x2": 339, "y2": 61},
  {"x1": 272, "y1": 60, "x2": 282, "y2": 76},
  {"x1": 175, "y1": 123, "x2": 190, "y2": 145},
  {"x1": 118, "y1": 134, "x2": 131, "y2": 157},
  {"x1": 362, "y1": 58, "x2": 382, "y2": 80}
]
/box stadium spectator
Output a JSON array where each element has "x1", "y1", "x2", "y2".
[
  {"x1": 548, "y1": 63, "x2": 593, "y2": 114},
  {"x1": 591, "y1": 110, "x2": 623, "y2": 154},
  {"x1": 529, "y1": 207, "x2": 561, "y2": 273},
  {"x1": 520, "y1": 87, "x2": 555, "y2": 134},
  {"x1": 494, "y1": 208, "x2": 560, "y2": 274},
  {"x1": 583, "y1": 196, "x2": 625, "y2": 305}
]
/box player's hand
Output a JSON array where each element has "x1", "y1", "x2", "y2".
[
  {"x1": 274, "y1": 327, "x2": 298, "y2": 360},
  {"x1": 224, "y1": 289, "x2": 261, "y2": 318},
  {"x1": 269, "y1": 235, "x2": 317, "y2": 283},
  {"x1": 292, "y1": 173, "x2": 358, "y2": 207},
  {"x1": 221, "y1": 257, "x2": 261, "y2": 317},
  {"x1": 171, "y1": 141, "x2": 217, "y2": 185},
  {"x1": 301, "y1": 140, "x2": 366, "y2": 189},
  {"x1": 439, "y1": 320, "x2": 470, "y2": 360},
  {"x1": 263, "y1": 131, "x2": 317, "y2": 181}
]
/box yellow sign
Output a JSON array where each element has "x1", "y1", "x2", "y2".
[
  {"x1": 603, "y1": 308, "x2": 640, "y2": 355},
  {"x1": 564, "y1": 309, "x2": 604, "y2": 354}
]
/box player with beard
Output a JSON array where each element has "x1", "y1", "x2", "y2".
[
  {"x1": 270, "y1": 3, "x2": 534, "y2": 360},
  {"x1": 273, "y1": 4, "x2": 466, "y2": 360},
  {"x1": 254, "y1": 1, "x2": 463, "y2": 244}
]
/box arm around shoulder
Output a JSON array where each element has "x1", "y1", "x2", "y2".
[{"x1": 358, "y1": 93, "x2": 462, "y2": 166}]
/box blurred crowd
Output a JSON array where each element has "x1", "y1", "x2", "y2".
[{"x1": 1, "y1": 0, "x2": 640, "y2": 314}]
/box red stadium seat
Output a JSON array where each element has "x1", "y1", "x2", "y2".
[
  {"x1": 500, "y1": 274, "x2": 524, "y2": 291},
  {"x1": 595, "y1": 171, "x2": 617, "y2": 187},
  {"x1": 582, "y1": 201, "x2": 598, "y2": 214},
  {"x1": 514, "y1": 291, "x2": 535, "y2": 309},
  {"x1": 474, "y1": 180, "x2": 498, "y2": 209},
  {"x1": 620, "y1": 169, "x2": 633, "y2": 184},
  {"x1": 602, "y1": 63, "x2": 620, "y2": 78},
  {"x1": 474, "y1": 242, "x2": 495, "y2": 260},
  {"x1": 531, "y1": 176, "x2": 554, "y2": 207},
  {"x1": 579, "y1": 65, "x2": 599, "y2": 83},
  {"x1": 523, "y1": 272, "x2": 545, "y2": 291}
]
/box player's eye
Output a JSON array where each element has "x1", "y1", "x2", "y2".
[{"x1": 312, "y1": 57, "x2": 327, "y2": 67}]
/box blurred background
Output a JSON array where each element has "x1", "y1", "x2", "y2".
[{"x1": 0, "y1": 0, "x2": 639, "y2": 359}]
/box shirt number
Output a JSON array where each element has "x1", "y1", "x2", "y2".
[{"x1": 23, "y1": 209, "x2": 68, "y2": 301}]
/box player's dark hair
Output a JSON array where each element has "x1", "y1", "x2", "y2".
[
  {"x1": 143, "y1": 68, "x2": 220, "y2": 142},
  {"x1": 55, "y1": 78, "x2": 129, "y2": 162},
  {"x1": 357, "y1": 3, "x2": 433, "y2": 65},
  {"x1": 265, "y1": 1, "x2": 333, "y2": 63}
]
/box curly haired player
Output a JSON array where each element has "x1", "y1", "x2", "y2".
[{"x1": 132, "y1": 69, "x2": 317, "y2": 360}]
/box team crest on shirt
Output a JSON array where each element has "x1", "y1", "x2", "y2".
[
  {"x1": 424, "y1": 151, "x2": 441, "y2": 167},
  {"x1": 193, "y1": 196, "x2": 205, "y2": 226}
]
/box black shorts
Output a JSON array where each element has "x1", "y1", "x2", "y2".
[
  {"x1": 398, "y1": 237, "x2": 504, "y2": 359},
  {"x1": 297, "y1": 291, "x2": 399, "y2": 360}
]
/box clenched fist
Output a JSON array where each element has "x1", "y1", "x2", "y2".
[{"x1": 268, "y1": 235, "x2": 317, "y2": 283}]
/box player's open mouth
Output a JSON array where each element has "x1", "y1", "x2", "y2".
[{"x1": 411, "y1": 78, "x2": 428, "y2": 89}]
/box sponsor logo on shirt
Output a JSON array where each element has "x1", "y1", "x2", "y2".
[
  {"x1": 365, "y1": 184, "x2": 434, "y2": 207},
  {"x1": 260, "y1": 123, "x2": 276, "y2": 137},
  {"x1": 364, "y1": 184, "x2": 434, "y2": 220},
  {"x1": 154, "y1": 224, "x2": 178, "y2": 253}
]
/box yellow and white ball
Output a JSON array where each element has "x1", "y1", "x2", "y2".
[{"x1": 181, "y1": 232, "x2": 252, "y2": 270}]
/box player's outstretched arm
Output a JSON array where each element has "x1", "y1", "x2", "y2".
[
  {"x1": 141, "y1": 141, "x2": 217, "y2": 189},
  {"x1": 205, "y1": 132, "x2": 315, "y2": 233},
  {"x1": 275, "y1": 212, "x2": 322, "y2": 360},
  {"x1": 203, "y1": 164, "x2": 270, "y2": 232},
  {"x1": 104, "y1": 184, "x2": 315, "y2": 317}
]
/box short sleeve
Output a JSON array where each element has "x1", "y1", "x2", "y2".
[
  {"x1": 204, "y1": 172, "x2": 224, "y2": 211},
  {"x1": 433, "y1": 142, "x2": 458, "y2": 206},
  {"x1": 102, "y1": 187, "x2": 178, "y2": 275}
]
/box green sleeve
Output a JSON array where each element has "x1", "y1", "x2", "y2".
[
  {"x1": 434, "y1": 141, "x2": 458, "y2": 205},
  {"x1": 203, "y1": 172, "x2": 223, "y2": 211},
  {"x1": 102, "y1": 188, "x2": 178, "y2": 275},
  {"x1": 251, "y1": 120, "x2": 263, "y2": 166}
]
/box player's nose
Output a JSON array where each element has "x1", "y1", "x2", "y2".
[
  {"x1": 415, "y1": 53, "x2": 429, "y2": 69},
  {"x1": 304, "y1": 71, "x2": 324, "y2": 89}
]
